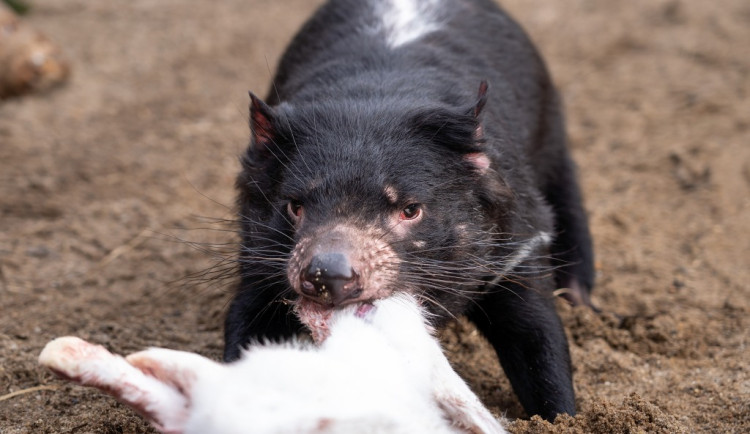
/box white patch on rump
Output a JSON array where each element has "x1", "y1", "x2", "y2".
[{"x1": 377, "y1": 0, "x2": 443, "y2": 48}]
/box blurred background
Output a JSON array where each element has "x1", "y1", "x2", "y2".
[{"x1": 0, "y1": 1, "x2": 748, "y2": 432}]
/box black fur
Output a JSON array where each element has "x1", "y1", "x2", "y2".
[{"x1": 224, "y1": 0, "x2": 594, "y2": 421}]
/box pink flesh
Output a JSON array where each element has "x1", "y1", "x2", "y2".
[
  {"x1": 294, "y1": 299, "x2": 378, "y2": 343},
  {"x1": 355, "y1": 303, "x2": 375, "y2": 318},
  {"x1": 294, "y1": 298, "x2": 335, "y2": 343}
]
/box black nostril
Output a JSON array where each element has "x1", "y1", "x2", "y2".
[
  {"x1": 302, "y1": 252, "x2": 360, "y2": 305},
  {"x1": 307, "y1": 253, "x2": 353, "y2": 281}
]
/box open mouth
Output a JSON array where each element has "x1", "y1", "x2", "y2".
[
  {"x1": 293, "y1": 298, "x2": 377, "y2": 343},
  {"x1": 293, "y1": 298, "x2": 335, "y2": 343}
]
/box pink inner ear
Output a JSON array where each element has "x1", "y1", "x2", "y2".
[
  {"x1": 249, "y1": 93, "x2": 276, "y2": 150},
  {"x1": 252, "y1": 109, "x2": 274, "y2": 148},
  {"x1": 474, "y1": 80, "x2": 489, "y2": 118},
  {"x1": 464, "y1": 152, "x2": 490, "y2": 173}
]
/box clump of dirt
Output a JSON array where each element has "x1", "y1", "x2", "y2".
[
  {"x1": 511, "y1": 393, "x2": 687, "y2": 434},
  {"x1": 1, "y1": 0, "x2": 748, "y2": 433},
  {"x1": 0, "y1": 3, "x2": 69, "y2": 98}
]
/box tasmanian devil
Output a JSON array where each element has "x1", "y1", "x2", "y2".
[{"x1": 224, "y1": 0, "x2": 595, "y2": 421}]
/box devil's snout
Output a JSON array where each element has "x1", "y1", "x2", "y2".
[{"x1": 300, "y1": 252, "x2": 362, "y2": 306}]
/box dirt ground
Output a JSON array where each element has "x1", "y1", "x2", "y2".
[{"x1": 0, "y1": 0, "x2": 748, "y2": 432}]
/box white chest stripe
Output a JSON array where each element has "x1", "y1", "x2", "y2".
[
  {"x1": 378, "y1": 0, "x2": 442, "y2": 48},
  {"x1": 488, "y1": 231, "x2": 553, "y2": 286}
]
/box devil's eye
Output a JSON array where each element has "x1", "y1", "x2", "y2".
[
  {"x1": 400, "y1": 203, "x2": 422, "y2": 221},
  {"x1": 287, "y1": 201, "x2": 303, "y2": 220}
]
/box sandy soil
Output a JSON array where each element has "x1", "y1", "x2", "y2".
[{"x1": 1, "y1": 0, "x2": 748, "y2": 432}]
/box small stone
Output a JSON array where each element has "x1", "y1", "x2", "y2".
[{"x1": 26, "y1": 245, "x2": 50, "y2": 258}]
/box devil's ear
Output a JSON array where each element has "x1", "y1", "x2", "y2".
[
  {"x1": 409, "y1": 81, "x2": 490, "y2": 153},
  {"x1": 472, "y1": 80, "x2": 489, "y2": 142},
  {"x1": 457, "y1": 80, "x2": 492, "y2": 174},
  {"x1": 408, "y1": 107, "x2": 477, "y2": 154},
  {"x1": 474, "y1": 80, "x2": 488, "y2": 118},
  {"x1": 249, "y1": 92, "x2": 276, "y2": 152}
]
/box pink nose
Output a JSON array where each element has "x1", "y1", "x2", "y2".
[{"x1": 300, "y1": 252, "x2": 362, "y2": 306}]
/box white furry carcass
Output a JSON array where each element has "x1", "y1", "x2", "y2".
[{"x1": 39, "y1": 294, "x2": 506, "y2": 433}]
